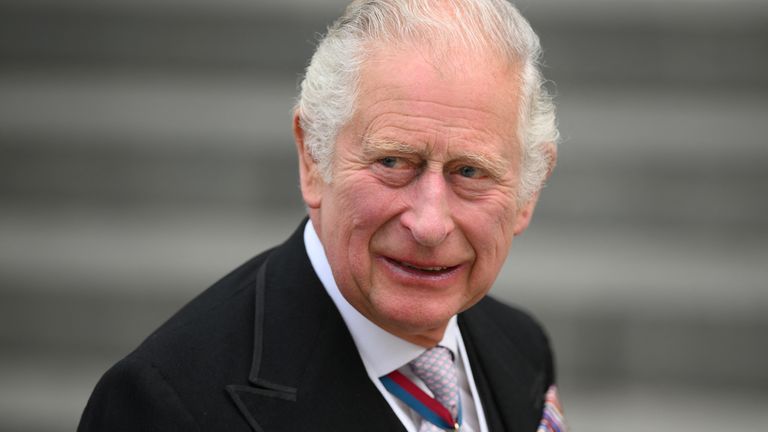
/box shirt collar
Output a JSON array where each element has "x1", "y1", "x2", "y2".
[{"x1": 303, "y1": 220, "x2": 459, "y2": 377}]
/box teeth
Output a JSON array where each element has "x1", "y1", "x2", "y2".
[{"x1": 400, "y1": 261, "x2": 448, "y2": 272}]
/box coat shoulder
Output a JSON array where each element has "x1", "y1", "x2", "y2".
[
  {"x1": 79, "y1": 245, "x2": 277, "y2": 431},
  {"x1": 78, "y1": 356, "x2": 201, "y2": 432}
]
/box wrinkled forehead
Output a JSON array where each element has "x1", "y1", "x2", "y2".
[
  {"x1": 355, "y1": 42, "x2": 523, "y2": 127},
  {"x1": 348, "y1": 43, "x2": 525, "y2": 165}
]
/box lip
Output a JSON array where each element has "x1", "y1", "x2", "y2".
[{"x1": 378, "y1": 255, "x2": 464, "y2": 286}]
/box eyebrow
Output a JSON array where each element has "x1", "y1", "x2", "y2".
[
  {"x1": 362, "y1": 137, "x2": 420, "y2": 157},
  {"x1": 362, "y1": 136, "x2": 510, "y2": 181}
]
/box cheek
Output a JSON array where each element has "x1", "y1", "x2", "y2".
[
  {"x1": 333, "y1": 176, "x2": 404, "y2": 229},
  {"x1": 322, "y1": 177, "x2": 404, "y2": 271},
  {"x1": 455, "y1": 195, "x2": 517, "y2": 260}
]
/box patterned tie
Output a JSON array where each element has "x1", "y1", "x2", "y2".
[{"x1": 409, "y1": 346, "x2": 461, "y2": 431}]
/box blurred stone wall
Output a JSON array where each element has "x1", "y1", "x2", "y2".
[{"x1": 1, "y1": 0, "x2": 766, "y2": 431}]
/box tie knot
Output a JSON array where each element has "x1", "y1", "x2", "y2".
[{"x1": 409, "y1": 346, "x2": 459, "y2": 417}]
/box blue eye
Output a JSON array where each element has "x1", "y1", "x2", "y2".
[
  {"x1": 458, "y1": 166, "x2": 478, "y2": 178},
  {"x1": 379, "y1": 157, "x2": 398, "y2": 168}
]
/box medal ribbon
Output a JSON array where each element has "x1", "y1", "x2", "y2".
[{"x1": 381, "y1": 370, "x2": 462, "y2": 431}]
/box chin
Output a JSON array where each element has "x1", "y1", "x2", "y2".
[{"x1": 372, "y1": 295, "x2": 459, "y2": 338}]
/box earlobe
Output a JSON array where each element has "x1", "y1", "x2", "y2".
[
  {"x1": 293, "y1": 113, "x2": 322, "y2": 209},
  {"x1": 512, "y1": 192, "x2": 539, "y2": 236}
]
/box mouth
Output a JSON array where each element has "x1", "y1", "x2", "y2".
[{"x1": 385, "y1": 257, "x2": 459, "y2": 276}]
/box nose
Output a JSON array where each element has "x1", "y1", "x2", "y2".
[{"x1": 400, "y1": 171, "x2": 455, "y2": 247}]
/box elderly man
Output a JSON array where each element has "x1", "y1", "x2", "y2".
[{"x1": 78, "y1": 1, "x2": 563, "y2": 431}]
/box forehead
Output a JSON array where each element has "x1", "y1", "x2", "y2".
[{"x1": 353, "y1": 44, "x2": 523, "y2": 151}]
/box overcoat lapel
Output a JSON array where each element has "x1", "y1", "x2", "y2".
[
  {"x1": 459, "y1": 302, "x2": 547, "y2": 432},
  {"x1": 226, "y1": 224, "x2": 404, "y2": 432}
]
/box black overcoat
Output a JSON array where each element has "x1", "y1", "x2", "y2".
[{"x1": 78, "y1": 220, "x2": 554, "y2": 431}]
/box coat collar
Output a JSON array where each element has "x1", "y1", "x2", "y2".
[
  {"x1": 226, "y1": 221, "x2": 403, "y2": 432},
  {"x1": 460, "y1": 300, "x2": 548, "y2": 432}
]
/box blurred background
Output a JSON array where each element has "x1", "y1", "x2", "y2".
[{"x1": 1, "y1": 0, "x2": 766, "y2": 430}]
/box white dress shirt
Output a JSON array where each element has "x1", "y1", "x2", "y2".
[{"x1": 304, "y1": 221, "x2": 489, "y2": 432}]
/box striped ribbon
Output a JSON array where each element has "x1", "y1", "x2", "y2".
[{"x1": 381, "y1": 370, "x2": 462, "y2": 431}]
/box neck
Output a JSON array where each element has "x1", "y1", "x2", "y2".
[{"x1": 374, "y1": 318, "x2": 449, "y2": 349}]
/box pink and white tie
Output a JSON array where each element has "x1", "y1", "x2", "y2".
[{"x1": 409, "y1": 346, "x2": 460, "y2": 432}]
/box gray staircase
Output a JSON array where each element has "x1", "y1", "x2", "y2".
[{"x1": 1, "y1": 1, "x2": 767, "y2": 431}]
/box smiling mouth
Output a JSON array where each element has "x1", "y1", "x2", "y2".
[{"x1": 387, "y1": 258, "x2": 457, "y2": 275}]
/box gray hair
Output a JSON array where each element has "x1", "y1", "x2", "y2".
[{"x1": 295, "y1": 0, "x2": 559, "y2": 203}]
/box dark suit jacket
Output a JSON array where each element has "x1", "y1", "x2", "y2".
[{"x1": 78, "y1": 220, "x2": 555, "y2": 432}]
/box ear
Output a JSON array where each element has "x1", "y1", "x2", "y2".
[
  {"x1": 293, "y1": 112, "x2": 323, "y2": 209},
  {"x1": 513, "y1": 142, "x2": 557, "y2": 236}
]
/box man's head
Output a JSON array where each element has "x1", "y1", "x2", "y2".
[{"x1": 293, "y1": 0, "x2": 558, "y2": 347}]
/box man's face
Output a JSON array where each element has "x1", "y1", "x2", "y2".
[{"x1": 297, "y1": 45, "x2": 538, "y2": 346}]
